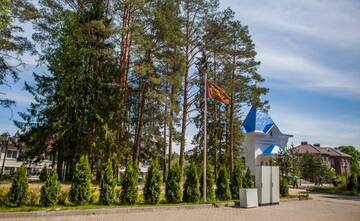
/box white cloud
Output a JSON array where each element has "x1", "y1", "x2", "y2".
[
  {"x1": 270, "y1": 105, "x2": 360, "y2": 148},
  {"x1": 258, "y1": 48, "x2": 360, "y2": 97},
  {"x1": 221, "y1": 0, "x2": 360, "y2": 49}
]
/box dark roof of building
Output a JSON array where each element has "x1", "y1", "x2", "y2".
[{"x1": 293, "y1": 143, "x2": 352, "y2": 158}]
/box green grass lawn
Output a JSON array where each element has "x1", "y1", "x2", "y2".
[{"x1": 308, "y1": 186, "x2": 360, "y2": 196}]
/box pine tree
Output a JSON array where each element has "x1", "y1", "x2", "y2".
[
  {"x1": 120, "y1": 162, "x2": 138, "y2": 205},
  {"x1": 165, "y1": 163, "x2": 181, "y2": 203},
  {"x1": 40, "y1": 167, "x2": 60, "y2": 206},
  {"x1": 8, "y1": 165, "x2": 28, "y2": 206},
  {"x1": 100, "y1": 159, "x2": 115, "y2": 205},
  {"x1": 243, "y1": 168, "x2": 254, "y2": 188},
  {"x1": 144, "y1": 160, "x2": 161, "y2": 204},
  {"x1": 183, "y1": 162, "x2": 201, "y2": 202},
  {"x1": 230, "y1": 161, "x2": 243, "y2": 199},
  {"x1": 70, "y1": 155, "x2": 92, "y2": 205},
  {"x1": 200, "y1": 164, "x2": 215, "y2": 202},
  {"x1": 216, "y1": 165, "x2": 231, "y2": 201}
]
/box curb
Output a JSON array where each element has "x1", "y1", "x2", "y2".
[{"x1": 0, "y1": 203, "x2": 223, "y2": 219}]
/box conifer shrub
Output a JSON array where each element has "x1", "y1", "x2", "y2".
[
  {"x1": 69, "y1": 155, "x2": 92, "y2": 205},
  {"x1": 230, "y1": 162, "x2": 243, "y2": 199},
  {"x1": 165, "y1": 163, "x2": 181, "y2": 203},
  {"x1": 120, "y1": 162, "x2": 138, "y2": 205},
  {"x1": 280, "y1": 176, "x2": 289, "y2": 197},
  {"x1": 39, "y1": 166, "x2": 48, "y2": 182},
  {"x1": 100, "y1": 159, "x2": 115, "y2": 205},
  {"x1": 216, "y1": 165, "x2": 231, "y2": 201},
  {"x1": 183, "y1": 162, "x2": 200, "y2": 202},
  {"x1": 200, "y1": 164, "x2": 215, "y2": 201},
  {"x1": 143, "y1": 160, "x2": 161, "y2": 204},
  {"x1": 347, "y1": 174, "x2": 357, "y2": 191},
  {"x1": 243, "y1": 168, "x2": 254, "y2": 188},
  {"x1": 8, "y1": 165, "x2": 28, "y2": 206},
  {"x1": 40, "y1": 167, "x2": 60, "y2": 206}
]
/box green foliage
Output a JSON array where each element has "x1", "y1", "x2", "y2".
[
  {"x1": 300, "y1": 153, "x2": 330, "y2": 182},
  {"x1": 337, "y1": 146, "x2": 360, "y2": 176},
  {"x1": 70, "y1": 155, "x2": 92, "y2": 205},
  {"x1": 280, "y1": 176, "x2": 289, "y2": 197},
  {"x1": 200, "y1": 164, "x2": 215, "y2": 201},
  {"x1": 8, "y1": 165, "x2": 28, "y2": 206},
  {"x1": 347, "y1": 174, "x2": 357, "y2": 191},
  {"x1": 39, "y1": 166, "x2": 48, "y2": 182},
  {"x1": 230, "y1": 162, "x2": 243, "y2": 199},
  {"x1": 216, "y1": 165, "x2": 231, "y2": 201},
  {"x1": 100, "y1": 159, "x2": 115, "y2": 205},
  {"x1": 120, "y1": 162, "x2": 138, "y2": 205},
  {"x1": 144, "y1": 160, "x2": 161, "y2": 204},
  {"x1": 40, "y1": 167, "x2": 60, "y2": 206},
  {"x1": 183, "y1": 163, "x2": 201, "y2": 202},
  {"x1": 242, "y1": 168, "x2": 254, "y2": 188},
  {"x1": 165, "y1": 163, "x2": 181, "y2": 203}
]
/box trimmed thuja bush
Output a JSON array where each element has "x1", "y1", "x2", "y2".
[
  {"x1": 100, "y1": 159, "x2": 116, "y2": 205},
  {"x1": 230, "y1": 162, "x2": 243, "y2": 199},
  {"x1": 120, "y1": 162, "x2": 138, "y2": 205},
  {"x1": 165, "y1": 163, "x2": 181, "y2": 203},
  {"x1": 200, "y1": 164, "x2": 215, "y2": 201},
  {"x1": 8, "y1": 165, "x2": 28, "y2": 206},
  {"x1": 40, "y1": 167, "x2": 60, "y2": 206},
  {"x1": 39, "y1": 166, "x2": 48, "y2": 182},
  {"x1": 243, "y1": 168, "x2": 254, "y2": 188},
  {"x1": 216, "y1": 165, "x2": 231, "y2": 201},
  {"x1": 70, "y1": 155, "x2": 92, "y2": 205},
  {"x1": 144, "y1": 160, "x2": 161, "y2": 204},
  {"x1": 183, "y1": 163, "x2": 201, "y2": 202}
]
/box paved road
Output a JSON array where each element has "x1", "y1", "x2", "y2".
[{"x1": 1, "y1": 193, "x2": 359, "y2": 221}]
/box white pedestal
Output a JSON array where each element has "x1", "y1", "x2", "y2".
[{"x1": 239, "y1": 188, "x2": 258, "y2": 208}]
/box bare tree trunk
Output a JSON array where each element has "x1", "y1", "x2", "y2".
[
  {"x1": 118, "y1": 1, "x2": 134, "y2": 143},
  {"x1": 133, "y1": 82, "x2": 148, "y2": 166},
  {"x1": 163, "y1": 87, "x2": 168, "y2": 181},
  {"x1": 0, "y1": 142, "x2": 8, "y2": 176}
]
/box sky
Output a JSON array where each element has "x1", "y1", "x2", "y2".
[{"x1": 1, "y1": 0, "x2": 360, "y2": 149}]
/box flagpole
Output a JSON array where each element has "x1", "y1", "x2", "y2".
[{"x1": 203, "y1": 70, "x2": 207, "y2": 202}]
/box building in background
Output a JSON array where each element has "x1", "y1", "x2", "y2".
[
  {"x1": 293, "y1": 142, "x2": 351, "y2": 175},
  {"x1": 0, "y1": 137, "x2": 53, "y2": 179}
]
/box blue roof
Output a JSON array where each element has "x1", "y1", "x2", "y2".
[
  {"x1": 262, "y1": 144, "x2": 281, "y2": 156},
  {"x1": 242, "y1": 106, "x2": 274, "y2": 133}
]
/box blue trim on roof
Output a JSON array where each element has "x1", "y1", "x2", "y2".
[
  {"x1": 263, "y1": 144, "x2": 280, "y2": 156},
  {"x1": 241, "y1": 106, "x2": 274, "y2": 133}
]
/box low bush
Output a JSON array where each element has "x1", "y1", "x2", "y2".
[
  {"x1": 58, "y1": 189, "x2": 70, "y2": 206},
  {"x1": 200, "y1": 164, "x2": 215, "y2": 202},
  {"x1": 27, "y1": 190, "x2": 40, "y2": 206},
  {"x1": 40, "y1": 168, "x2": 60, "y2": 206},
  {"x1": 8, "y1": 165, "x2": 28, "y2": 206},
  {"x1": 69, "y1": 155, "x2": 92, "y2": 205},
  {"x1": 183, "y1": 163, "x2": 200, "y2": 203},
  {"x1": 165, "y1": 163, "x2": 181, "y2": 203},
  {"x1": 120, "y1": 162, "x2": 138, "y2": 205},
  {"x1": 100, "y1": 159, "x2": 115, "y2": 205},
  {"x1": 230, "y1": 162, "x2": 243, "y2": 199},
  {"x1": 143, "y1": 160, "x2": 161, "y2": 204},
  {"x1": 280, "y1": 176, "x2": 289, "y2": 197},
  {"x1": 216, "y1": 165, "x2": 231, "y2": 201}
]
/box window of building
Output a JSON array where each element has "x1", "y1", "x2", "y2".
[{"x1": 6, "y1": 150, "x2": 17, "y2": 159}]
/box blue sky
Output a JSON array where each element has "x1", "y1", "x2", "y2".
[{"x1": 1, "y1": 0, "x2": 360, "y2": 149}]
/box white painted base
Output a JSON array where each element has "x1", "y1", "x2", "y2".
[{"x1": 239, "y1": 188, "x2": 258, "y2": 208}]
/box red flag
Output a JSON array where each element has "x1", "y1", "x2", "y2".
[{"x1": 207, "y1": 80, "x2": 231, "y2": 105}]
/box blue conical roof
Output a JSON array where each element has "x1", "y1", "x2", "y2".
[{"x1": 242, "y1": 106, "x2": 274, "y2": 133}]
